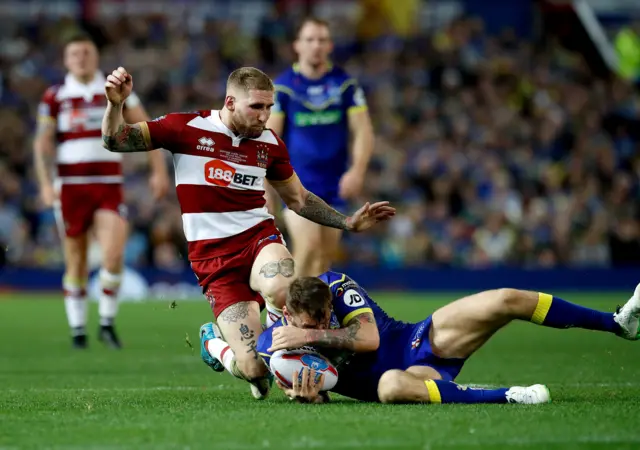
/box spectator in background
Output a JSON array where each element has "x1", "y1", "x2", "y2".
[{"x1": 0, "y1": 10, "x2": 638, "y2": 271}]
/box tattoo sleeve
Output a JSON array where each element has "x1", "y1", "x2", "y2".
[
  {"x1": 102, "y1": 100, "x2": 150, "y2": 153},
  {"x1": 102, "y1": 123, "x2": 148, "y2": 153},
  {"x1": 304, "y1": 313, "x2": 376, "y2": 351},
  {"x1": 297, "y1": 191, "x2": 349, "y2": 230}
]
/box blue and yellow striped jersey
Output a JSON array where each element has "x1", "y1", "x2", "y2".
[
  {"x1": 257, "y1": 271, "x2": 403, "y2": 371},
  {"x1": 272, "y1": 65, "x2": 367, "y2": 206}
]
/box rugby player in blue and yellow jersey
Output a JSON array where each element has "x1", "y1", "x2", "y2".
[
  {"x1": 255, "y1": 273, "x2": 640, "y2": 404},
  {"x1": 265, "y1": 18, "x2": 374, "y2": 281}
]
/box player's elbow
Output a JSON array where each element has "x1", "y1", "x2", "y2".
[
  {"x1": 285, "y1": 189, "x2": 308, "y2": 214},
  {"x1": 34, "y1": 138, "x2": 54, "y2": 156},
  {"x1": 101, "y1": 134, "x2": 119, "y2": 152}
]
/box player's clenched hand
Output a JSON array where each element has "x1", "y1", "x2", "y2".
[
  {"x1": 268, "y1": 325, "x2": 309, "y2": 352},
  {"x1": 276, "y1": 368, "x2": 325, "y2": 404},
  {"x1": 105, "y1": 67, "x2": 133, "y2": 105},
  {"x1": 346, "y1": 201, "x2": 396, "y2": 232}
]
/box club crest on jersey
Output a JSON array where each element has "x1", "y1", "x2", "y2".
[
  {"x1": 256, "y1": 146, "x2": 269, "y2": 168},
  {"x1": 197, "y1": 137, "x2": 215, "y2": 152}
]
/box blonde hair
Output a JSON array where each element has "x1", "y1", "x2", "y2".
[{"x1": 227, "y1": 67, "x2": 274, "y2": 92}]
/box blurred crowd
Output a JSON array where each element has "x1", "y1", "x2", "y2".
[{"x1": 1, "y1": 6, "x2": 639, "y2": 270}]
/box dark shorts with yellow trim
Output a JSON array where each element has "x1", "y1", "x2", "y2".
[
  {"x1": 406, "y1": 315, "x2": 467, "y2": 382},
  {"x1": 332, "y1": 316, "x2": 467, "y2": 402}
]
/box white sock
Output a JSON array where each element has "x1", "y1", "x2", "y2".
[
  {"x1": 99, "y1": 269, "x2": 122, "y2": 326},
  {"x1": 265, "y1": 302, "x2": 282, "y2": 328},
  {"x1": 206, "y1": 337, "x2": 237, "y2": 372},
  {"x1": 63, "y1": 277, "x2": 87, "y2": 331}
]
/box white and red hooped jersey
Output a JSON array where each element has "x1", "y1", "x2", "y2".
[
  {"x1": 38, "y1": 72, "x2": 141, "y2": 185},
  {"x1": 140, "y1": 110, "x2": 295, "y2": 260}
]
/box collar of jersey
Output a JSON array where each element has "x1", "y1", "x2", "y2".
[
  {"x1": 65, "y1": 71, "x2": 105, "y2": 92},
  {"x1": 292, "y1": 62, "x2": 334, "y2": 78},
  {"x1": 207, "y1": 110, "x2": 244, "y2": 146}
]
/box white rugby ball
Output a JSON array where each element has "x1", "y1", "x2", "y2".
[{"x1": 270, "y1": 349, "x2": 338, "y2": 391}]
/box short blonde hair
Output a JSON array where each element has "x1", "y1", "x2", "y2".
[{"x1": 227, "y1": 67, "x2": 274, "y2": 92}]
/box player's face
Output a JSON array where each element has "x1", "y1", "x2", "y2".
[
  {"x1": 294, "y1": 22, "x2": 333, "y2": 67},
  {"x1": 228, "y1": 89, "x2": 274, "y2": 139},
  {"x1": 64, "y1": 41, "x2": 99, "y2": 79}
]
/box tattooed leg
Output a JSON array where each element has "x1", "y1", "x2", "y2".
[
  {"x1": 250, "y1": 244, "x2": 297, "y2": 315},
  {"x1": 214, "y1": 301, "x2": 267, "y2": 381},
  {"x1": 258, "y1": 258, "x2": 296, "y2": 279}
]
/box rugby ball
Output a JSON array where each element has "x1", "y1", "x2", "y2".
[{"x1": 270, "y1": 349, "x2": 338, "y2": 391}]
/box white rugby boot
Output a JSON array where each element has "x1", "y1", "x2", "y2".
[
  {"x1": 613, "y1": 282, "x2": 640, "y2": 340},
  {"x1": 505, "y1": 384, "x2": 551, "y2": 404}
]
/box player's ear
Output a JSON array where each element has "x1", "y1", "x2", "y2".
[
  {"x1": 282, "y1": 305, "x2": 292, "y2": 322},
  {"x1": 224, "y1": 95, "x2": 235, "y2": 112}
]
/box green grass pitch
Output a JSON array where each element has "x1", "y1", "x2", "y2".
[{"x1": 1, "y1": 292, "x2": 639, "y2": 449}]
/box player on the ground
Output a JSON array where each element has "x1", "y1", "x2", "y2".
[
  {"x1": 250, "y1": 273, "x2": 640, "y2": 404},
  {"x1": 34, "y1": 34, "x2": 170, "y2": 349},
  {"x1": 101, "y1": 66, "x2": 394, "y2": 398},
  {"x1": 264, "y1": 17, "x2": 374, "y2": 279}
]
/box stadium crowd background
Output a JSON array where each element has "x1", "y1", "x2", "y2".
[{"x1": 1, "y1": 0, "x2": 639, "y2": 271}]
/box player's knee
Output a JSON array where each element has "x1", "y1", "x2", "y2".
[
  {"x1": 377, "y1": 370, "x2": 406, "y2": 404},
  {"x1": 495, "y1": 288, "x2": 525, "y2": 316},
  {"x1": 261, "y1": 278, "x2": 293, "y2": 309},
  {"x1": 236, "y1": 355, "x2": 268, "y2": 380}
]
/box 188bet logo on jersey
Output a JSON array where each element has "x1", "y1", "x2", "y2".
[{"x1": 204, "y1": 159, "x2": 259, "y2": 188}]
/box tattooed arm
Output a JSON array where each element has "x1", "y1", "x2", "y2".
[
  {"x1": 306, "y1": 312, "x2": 379, "y2": 352},
  {"x1": 271, "y1": 173, "x2": 395, "y2": 232},
  {"x1": 269, "y1": 174, "x2": 352, "y2": 230},
  {"x1": 101, "y1": 101, "x2": 151, "y2": 153}
]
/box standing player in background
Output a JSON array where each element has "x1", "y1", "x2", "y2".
[
  {"x1": 265, "y1": 17, "x2": 374, "y2": 282},
  {"x1": 34, "y1": 34, "x2": 170, "y2": 349}
]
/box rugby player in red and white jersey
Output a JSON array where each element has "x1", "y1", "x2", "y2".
[
  {"x1": 33, "y1": 34, "x2": 170, "y2": 349},
  {"x1": 101, "y1": 65, "x2": 395, "y2": 398}
]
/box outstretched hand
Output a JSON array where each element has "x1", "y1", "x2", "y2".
[{"x1": 346, "y1": 201, "x2": 396, "y2": 232}]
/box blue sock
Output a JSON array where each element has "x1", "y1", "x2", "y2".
[
  {"x1": 425, "y1": 380, "x2": 508, "y2": 404},
  {"x1": 532, "y1": 293, "x2": 619, "y2": 333}
]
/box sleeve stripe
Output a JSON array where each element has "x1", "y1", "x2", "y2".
[
  {"x1": 274, "y1": 85, "x2": 295, "y2": 97},
  {"x1": 341, "y1": 307, "x2": 373, "y2": 326},
  {"x1": 137, "y1": 121, "x2": 152, "y2": 149},
  {"x1": 328, "y1": 274, "x2": 346, "y2": 288},
  {"x1": 347, "y1": 105, "x2": 368, "y2": 115},
  {"x1": 258, "y1": 352, "x2": 271, "y2": 359},
  {"x1": 267, "y1": 172, "x2": 296, "y2": 186}
]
